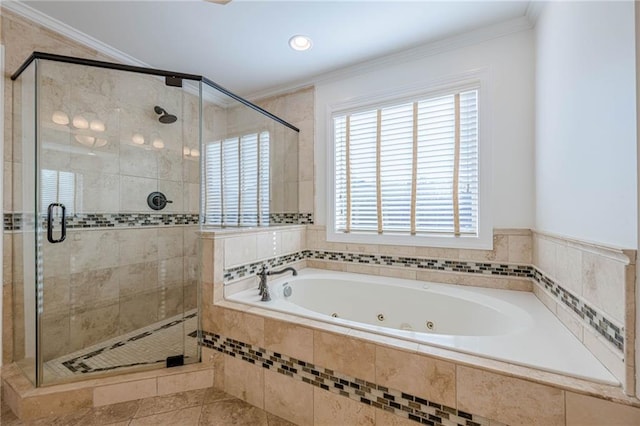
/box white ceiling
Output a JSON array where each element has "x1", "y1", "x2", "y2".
[{"x1": 20, "y1": 0, "x2": 531, "y2": 97}]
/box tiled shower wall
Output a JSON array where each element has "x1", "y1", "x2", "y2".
[
  {"x1": 34, "y1": 226, "x2": 199, "y2": 361},
  {"x1": 2, "y1": 9, "x2": 200, "y2": 365},
  {"x1": 203, "y1": 90, "x2": 303, "y2": 221},
  {"x1": 254, "y1": 87, "x2": 314, "y2": 217},
  {"x1": 2, "y1": 8, "x2": 113, "y2": 364}
]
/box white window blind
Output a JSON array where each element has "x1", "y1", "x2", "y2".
[
  {"x1": 204, "y1": 131, "x2": 270, "y2": 226},
  {"x1": 334, "y1": 89, "x2": 478, "y2": 237}
]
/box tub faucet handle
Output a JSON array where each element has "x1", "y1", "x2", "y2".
[
  {"x1": 257, "y1": 265, "x2": 268, "y2": 297},
  {"x1": 261, "y1": 284, "x2": 272, "y2": 302}
]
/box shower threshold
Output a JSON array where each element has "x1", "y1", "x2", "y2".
[{"x1": 43, "y1": 309, "x2": 198, "y2": 380}]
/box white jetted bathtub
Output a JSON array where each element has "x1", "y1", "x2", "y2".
[{"x1": 226, "y1": 268, "x2": 618, "y2": 385}]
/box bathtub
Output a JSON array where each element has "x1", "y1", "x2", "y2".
[{"x1": 226, "y1": 268, "x2": 618, "y2": 385}]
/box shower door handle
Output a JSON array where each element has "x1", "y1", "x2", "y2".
[{"x1": 47, "y1": 203, "x2": 67, "y2": 243}]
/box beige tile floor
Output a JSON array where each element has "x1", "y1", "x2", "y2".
[{"x1": 1, "y1": 387, "x2": 296, "y2": 426}]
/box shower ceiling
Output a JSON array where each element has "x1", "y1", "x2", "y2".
[{"x1": 16, "y1": 1, "x2": 530, "y2": 96}]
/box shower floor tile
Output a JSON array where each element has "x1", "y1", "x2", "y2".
[{"x1": 44, "y1": 309, "x2": 198, "y2": 379}]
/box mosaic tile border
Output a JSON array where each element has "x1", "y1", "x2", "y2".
[
  {"x1": 223, "y1": 251, "x2": 308, "y2": 282},
  {"x1": 269, "y1": 212, "x2": 314, "y2": 225},
  {"x1": 224, "y1": 249, "x2": 625, "y2": 353},
  {"x1": 200, "y1": 331, "x2": 493, "y2": 426},
  {"x1": 3, "y1": 212, "x2": 199, "y2": 231},
  {"x1": 60, "y1": 312, "x2": 198, "y2": 374},
  {"x1": 223, "y1": 249, "x2": 533, "y2": 282},
  {"x1": 5, "y1": 211, "x2": 314, "y2": 230},
  {"x1": 531, "y1": 267, "x2": 624, "y2": 351}
]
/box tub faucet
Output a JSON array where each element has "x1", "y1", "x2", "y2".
[{"x1": 256, "y1": 266, "x2": 298, "y2": 302}]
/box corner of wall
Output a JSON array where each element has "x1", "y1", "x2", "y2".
[{"x1": 0, "y1": 41, "x2": 4, "y2": 368}]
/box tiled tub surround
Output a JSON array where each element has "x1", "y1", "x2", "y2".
[
  {"x1": 201, "y1": 226, "x2": 640, "y2": 425},
  {"x1": 202, "y1": 331, "x2": 497, "y2": 426},
  {"x1": 223, "y1": 248, "x2": 624, "y2": 367},
  {"x1": 226, "y1": 268, "x2": 618, "y2": 385},
  {"x1": 531, "y1": 231, "x2": 636, "y2": 393},
  {"x1": 200, "y1": 304, "x2": 640, "y2": 426},
  {"x1": 305, "y1": 226, "x2": 635, "y2": 393}
]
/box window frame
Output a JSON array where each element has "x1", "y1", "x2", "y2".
[{"x1": 326, "y1": 71, "x2": 492, "y2": 249}]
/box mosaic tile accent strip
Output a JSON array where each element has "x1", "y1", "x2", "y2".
[
  {"x1": 224, "y1": 251, "x2": 308, "y2": 282},
  {"x1": 224, "y1": 249, "x2": 625, "y2": 353},
  {"x1": 3, "y1": 213, "x2": 23, "y2": 231},
  {"x1": 310, "y1": 250, "x2": 533, "y2": 277},
  {"x1": 531, "y1": 267, "x2": 624, "y2": 352},
  {"x1": 4, "y1": 212, "x2": 199, "y2": 231},
  {"x1": 200, "y1": 331, "x2": 492, "y2": 426},
  {"x1": 269, "y1": 212, "x2": 314, "y2": 225},
  {"x1": 45, "y1": 311, "x2": 198, "y2": 377},
  {"x1": 6, "y1": 211, "x2": 314, "y2": 230},
  {"x1": 223, "y1": 249, "x2": 533, "y2": 282}
]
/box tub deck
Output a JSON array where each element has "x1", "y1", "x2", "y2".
[{"x1": 227, "y1": 268, "x2": 619, "y2": 386}]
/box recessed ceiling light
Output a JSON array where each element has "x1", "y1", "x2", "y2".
[{"x1": 289, "y1": 35, "x2": 312, "y2": 51}]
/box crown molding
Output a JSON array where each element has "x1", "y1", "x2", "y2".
[
  {"x1": 246, "y1": 15, "x2": 533, "y2": 101},
  {"x1": 1, "y1": 0, "x2": 149, "y2": 67},
  {"x1": 525, "y1": 0, "x2": 546, "y2": 26}
]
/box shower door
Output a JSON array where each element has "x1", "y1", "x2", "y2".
[{"x1": 23, "y1": 58, "x2": 201, "y2": 386}]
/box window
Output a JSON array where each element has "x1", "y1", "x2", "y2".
[
  {"x1": 330, "y1": 84, "x2": 489, "y2": 248},
  {"x1": 204, "y1": 131, "x2": 269, "y2": 226}
]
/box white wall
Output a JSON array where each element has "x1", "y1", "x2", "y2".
[
  {"x1": 314, "y1": 30, "x2": 535, "y2": 230},
  {"x1": 535, "y1": 1, "x2": 637, "y2": 249}
]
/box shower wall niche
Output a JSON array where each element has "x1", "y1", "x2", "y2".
[{"x1": 10, "y1": 53, "x2": 300, "y2": 387}]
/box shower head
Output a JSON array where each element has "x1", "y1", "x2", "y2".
[{"x1": 154, "y1": 106, "x2": 177, "y2": 124}]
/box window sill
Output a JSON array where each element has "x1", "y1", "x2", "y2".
[{"x1": 326, "y1": 229, "x2": 493, "y2": 250}]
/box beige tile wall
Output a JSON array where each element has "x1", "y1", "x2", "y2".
[
  {"x1": 205, "y1": 93, "x2": 301, "y2": 216},
  {"x1": 2, "y1": 8, "x2": 111, "y2": 365},
  {"x1": 254, "y1": 87, "x2": 314, "y2": 215},
  {"x1": 36, "y1": 226, "x2": 199, "y2": 361},
  {"x1": 305, "y1": 225, "x2": 533, "y2": 291},
  {"x1": 532, "y1": 231, "x2": 636, "y2": 391},
  {"x1": 3, "y1": 9, "x2": 201, "y2": 369}
]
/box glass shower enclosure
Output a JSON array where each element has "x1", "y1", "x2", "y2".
[
  {"x1": 11, "y1": 52, "x2": 299, "y2": 387},
  {"x1": 11, "y1": 54, "x2": 203, "y2": 386}
]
